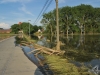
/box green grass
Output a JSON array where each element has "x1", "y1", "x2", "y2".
[
  {"x1": 0, "y1": 33, "x2": 15, "y2": 35},
  {"x1": 0, "y1": 33, "x2": 15, "y2": 41},
  {"x1": 43, "y1": 54, "x2": 94, "y2": 75}
]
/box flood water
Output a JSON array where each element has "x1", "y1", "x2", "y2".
[{"x1": 31, "y1": 34, "x2": 100, "y2": 70}]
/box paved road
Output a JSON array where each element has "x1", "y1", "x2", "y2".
[{"x1": 0, "y1": 37, "x2": 43, "y2": 75}]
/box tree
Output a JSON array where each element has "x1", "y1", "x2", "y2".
[
  {"x1": 11, "y1": 22, "x2": 42, "y2": 35},
  {"x1": 41, "y1": 12, "x2": 56, "y2": 35},
  {"x1": 32, "y1": 25, "x2": 39, "y2": 33},
  {"x1": 11, "y1": 24, "x2": 20, "y2": 34},
  {"x1": 41, "y1": 4, "x2": 100, "y2": 35}
]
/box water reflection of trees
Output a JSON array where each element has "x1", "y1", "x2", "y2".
[
  {"x1": 15, "y1": 36, "x2": 27, "y2": 45},
  {"x1": 34, "y1": 34, "x2": 56, "y2": 49},
  {"x1": 84, "y1": 35, "x2": 100, "y2": 53},
  {"x1": 65, "y1": 50, "x2": 99, "y2": 62},
  {"x1": 60, "y1": 35, "x2": 100, "y2": 62},
  {"x1": 41, "y1": 35, "x2": 100, "y2": 62},
  {"x1": 32, "y1": 34, "x2": 100, "y2": 62}
]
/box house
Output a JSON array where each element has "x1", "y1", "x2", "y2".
[
  {"x1": 38, "y1": 29, "x2": 42, "y2": 33},
  {"x1": 0, "y1": 29, "x2": 11, "y2": 33},
  {"x1": 18, "y1": 30, "x2": 23, "y2": 34}
]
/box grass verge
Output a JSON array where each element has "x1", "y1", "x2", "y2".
[{"x1": 43, "y1": 54, "x2": 94, "y2": 75}]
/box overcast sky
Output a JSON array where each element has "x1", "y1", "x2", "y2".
[{"x1": 0, "y1": 0, "x2": 100, "y2": 29}]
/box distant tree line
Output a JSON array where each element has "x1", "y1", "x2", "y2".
[
  {"x1": 11, "y1": 22, "x2": 42, "y2": 34},
  {"x1": 41, "y1": 4, "x2": 100, "y2": 35}
]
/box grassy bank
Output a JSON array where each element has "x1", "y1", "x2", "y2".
[{"x1": 43, "y1": 54, "x2": 94, "y2": 75}]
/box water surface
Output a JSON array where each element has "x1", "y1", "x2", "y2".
[{"x1": 31, "y1": 34, "x2": 100, "y2": 70}]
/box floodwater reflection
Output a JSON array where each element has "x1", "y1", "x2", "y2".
[
  {"x1": 21, "y1": 46, "x2": 54, "y2": 75},
  {"x1": 33, "y1": 34, "x2": 100, "y2": 71},
  {"x1": 61, "y1": 35, "x2": 100, "y2": 70}
]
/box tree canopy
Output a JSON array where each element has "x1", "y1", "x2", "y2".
[
  {"x1": 11, "y1": 22, "x2": 42, "y2": 34},
  {"x1": 41, "y1": 4, "x2": 100, "y2": 35}
]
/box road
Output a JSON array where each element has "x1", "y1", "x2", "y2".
[{"x1": 0, "y1": 37, "x2": 43, "y2": 75}]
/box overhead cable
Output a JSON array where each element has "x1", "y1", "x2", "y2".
[{"x1": 33, "y1": 0, "x2": 53, "y2": 25}]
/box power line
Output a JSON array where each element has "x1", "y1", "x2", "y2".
[
  {"x1": 42, "y1": 0, "x2": 53, "y2": 15},
  {"x1": 33, "y1": 0, "x2": 49, "y2": 25},
  {"x1": 33, "y1": 0, "x2": 53, "y2": 25}
]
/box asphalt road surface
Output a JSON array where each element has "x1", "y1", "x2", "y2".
[{"x1": 0, "y1": 36, "x2": 43, "y2": 75}]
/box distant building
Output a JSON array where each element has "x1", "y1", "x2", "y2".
[
  {"x1": 18, "y1": 30, "x2": 23, "y2": 38},
  {"x1": 18, "y1": 30, "x2": 23, "y2": 34},
  {"x1": 18, "y1": 22, "x2": 22, "y2": 25},
  {"x1": 38, "y1": 29, "x2": 42, "y2": 33},
  {"x1": 0, "y1": 29, "x2": 11, "y2": 33}
]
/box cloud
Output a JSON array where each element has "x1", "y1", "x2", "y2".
[
  {"x1": 0, "y1": 0, "x2": 32, "y2": 3},
  {"x1": 19, "y1": 4, "x2": 34, "y2": 16},
  {"x1": 0, "y1": 23, "x2": 10, "y2": 29}
]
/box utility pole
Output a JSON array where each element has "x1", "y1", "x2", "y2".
[{"x1": 55, "y1": 0, "x2": 60, "y2": 50}]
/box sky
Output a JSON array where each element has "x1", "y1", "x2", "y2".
[{"x1": 0, "y1": 0, "x2": 100, "y2": 29}]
